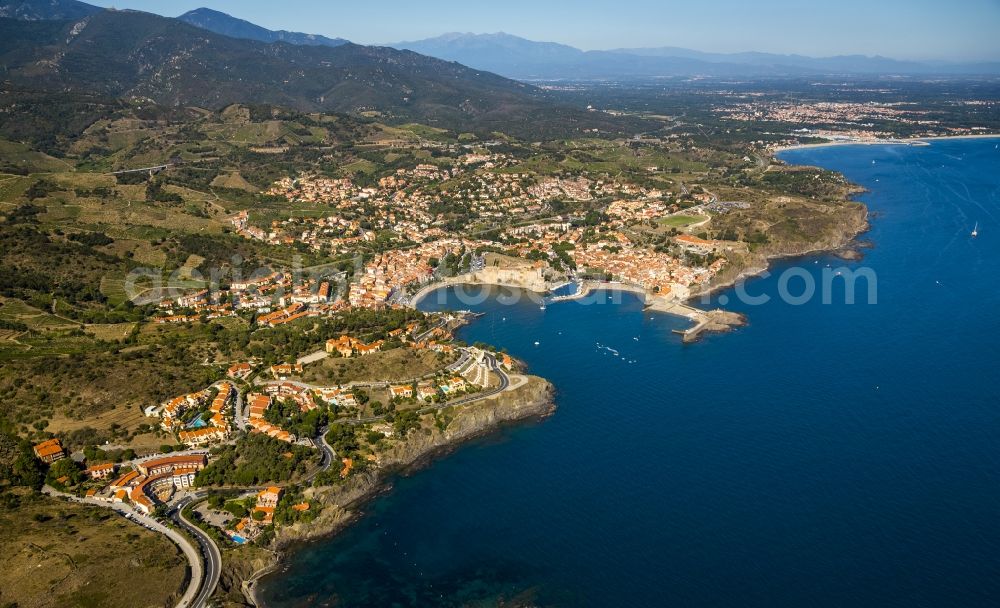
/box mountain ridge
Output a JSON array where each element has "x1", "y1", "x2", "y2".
[
  {"x1": 0, "y1": 0, "x2": 99, "y2": 20},
  {"x1": 177, "y1": 7, "x2": 349, "y2": 48},
  {"x1": 0, "y1": 10, "x2": 635, "y2": 139},
  {"x1": 4, "y1": 2, "x2": 995, "y2": 78},
  {"x1": 391, "y1": 31, "x2": 1000, "y2": 79}
]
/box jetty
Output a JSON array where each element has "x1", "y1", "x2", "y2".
[{"x1": 661, "y1": 304, "x2": 746, "y2": 343}]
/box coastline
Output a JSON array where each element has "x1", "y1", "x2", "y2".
[
  {"x1": 409, "y1": 274, "x2": 549, "y2": 309},
  {"x1": 243, "y1": 139, "x2": 906, "y2": 605},
  {"x1": 689, "y1": 206, "x2": 871, "y2": 300},
  {"x1": 772, "y1": 132, "x2": 1000, "y2": 153},
  {"x1": 246, "y1": 375, "x2": 556, "y2": 607},
  {"x1": 688, "y1": 186, "x2": 872, "y2": 304},
  {"x1": 412, "y1": 274, "x2": 748, "y2": 343}
]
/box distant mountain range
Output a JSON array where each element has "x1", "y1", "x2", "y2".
[
  {"x1": 177, "y1": 7, "x2": 349, "y2": 48},
  {"x1": 1, "y1": 0, "x2": 996, "y2": 146},
  {"x1": 3, "y1": 2, "x2": 996, "y2": 80},
  {"x1": 0, "y1": 6, "x2": 631, "y2": 138},
  {"x1": 390, "y1": 32, "x2": 1000, "y2": 79}
]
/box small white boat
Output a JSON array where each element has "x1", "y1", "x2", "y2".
[
  {"x1": 534, "y1": 341, "x2": 540, "y2": 346},
  {"x1": 972, "y1": 222, "x2": 979, "y2": 238},
  {"x1": 539, "y1": 305, "x2": 546, "y2": 310}
]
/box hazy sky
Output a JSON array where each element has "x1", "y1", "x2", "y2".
[{"x1": 88, "y1": 0, "x2": 1000, "y2": 61}]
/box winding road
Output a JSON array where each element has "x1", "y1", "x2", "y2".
[
  {"x1": 172, "y1": 494, "x2": 223, "y2": 608},
  {"x1": 303, "y1": 426, "x2": 338, "y2": 483},
  {"x1": 41, "y1": 346, "x2": 512, "y2": 607},
  {"x1": 42, "y1": 485, "x2": 207, "y2": 608}
]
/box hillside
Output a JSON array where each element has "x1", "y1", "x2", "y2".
[
  {"x1": 0, "y1": 0, "x2": 98, "y2": 20},
  {"x1": 178, "y1": 7, "x2": 349, "y2": 47},
  {"x1": 0, "y1": 11, "x2": 633, "y2": 139}
]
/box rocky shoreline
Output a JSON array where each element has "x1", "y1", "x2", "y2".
[
  {"x1": 238, "y1": 375, "x2": 556, "y2": 607},
  {"x1": 223, "y1": 190, "x2": 869, "y2": 606},
  {"x1": 689, "y1": 194, "x2": 871, "y2": 303}
]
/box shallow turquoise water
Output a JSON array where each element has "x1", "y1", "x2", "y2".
[{"x1": 260, "y1": 138, "x2": 1000, "y2": 607}]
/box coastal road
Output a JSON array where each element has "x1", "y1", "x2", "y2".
[
  {"x1": 303, "y1": 426, "x2": 338, "y2": 483},
  {"x1": 42, "y1": 486, "x2": 204, "y2": 608},
  {"x1": 173, "y1": 495, "x2": 223, "y2": 608}
]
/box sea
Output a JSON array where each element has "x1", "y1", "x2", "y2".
[{"x1": 259, "y1": 137, "x2": 1000, "y2": 607}]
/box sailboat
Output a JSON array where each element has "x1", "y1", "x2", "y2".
[{"x1": 971, "y1": 222, "x2": 979, "y2": 238}]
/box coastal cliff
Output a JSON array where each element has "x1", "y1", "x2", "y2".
[
  {"x1": 279, "y1": 375, "x2": 554, "y2": 547},
  {"x1": 238, "y1": 375, "x2": 555, "y2": 606}
]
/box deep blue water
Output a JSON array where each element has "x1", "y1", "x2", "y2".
[{"x1": 260, "y1": 138, "x2": 1000, "y2": 607}]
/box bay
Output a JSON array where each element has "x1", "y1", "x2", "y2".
[{"x1": 260, "y1": 137, "x2": 1000, "y2": 607}]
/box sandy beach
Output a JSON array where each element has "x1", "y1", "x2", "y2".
[{"x1": 772, "y1": 132, "x2": 1000, "y2": 154}]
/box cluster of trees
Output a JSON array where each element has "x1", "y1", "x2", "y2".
[
  {"x1": 45, "y1": 457, "x2": 84, "y2": 489},
  {"x1": 145, "y1": 179, "x2": 184, "y2": 203},
  {"x1": 68, "y1": 231, "x2": 114, "y2": 247},
  {"x1": 73, "y1": 186, "x2": 115, "y2": 199},
  {"x1": 217, "y1": 308, "x2": 426, "y2": 367},
  {"x1": 83, "y1": 444, "x2": 135, "y2": 463},
  {"x1": 273, "y1": 485, "x2": 317, "y2": 526},
  {"x1": 24, "y1": 179, "x2": 65, "y2": 201},
  {"x1": 438, "y1": 249, "x2": 471, "y2": 277},
  {"x1": 3, "y1": 204, "x2": 43, "y2": 225},
  {"x1": 0, "y1": 432, "x2": 46, "y2": 490},
  {"x1": 195, "y1": 434, "x2": 316, "y2": 487},
  {"x1": 264, "y1": 398, "x2": 328, "y2": 438},
  {"x1": 761, "y1": 169, "x2": 842, "y2": 199},
  {"x1": 392, "y1": 410, "x2": 422, "y2": 437},
  {"x1": 575, "y1": 210, "x2": 610, "y2": 227},
  {"x1": 0, "y1": 318, "x2": 28, "y2": 332},
  {"x1": 552, "y1": 242, "x2": 577, "y2": 271},
  {"x1": 324, "y1": 424, "x2": 362, "y2": 461}
]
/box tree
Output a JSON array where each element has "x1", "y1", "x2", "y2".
[
  {"x1": 224, "y1": 500, "x2": 249, "y2": 518},
  {"x1": 393, "y1": 410, "x2": 422, "y2": 437},
  {"x1": 46, "y1": 457, "x2": 84, "y2": 487},
  {"x1": 6, "y1": 439, "x2": 46, "y2": 489}
]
